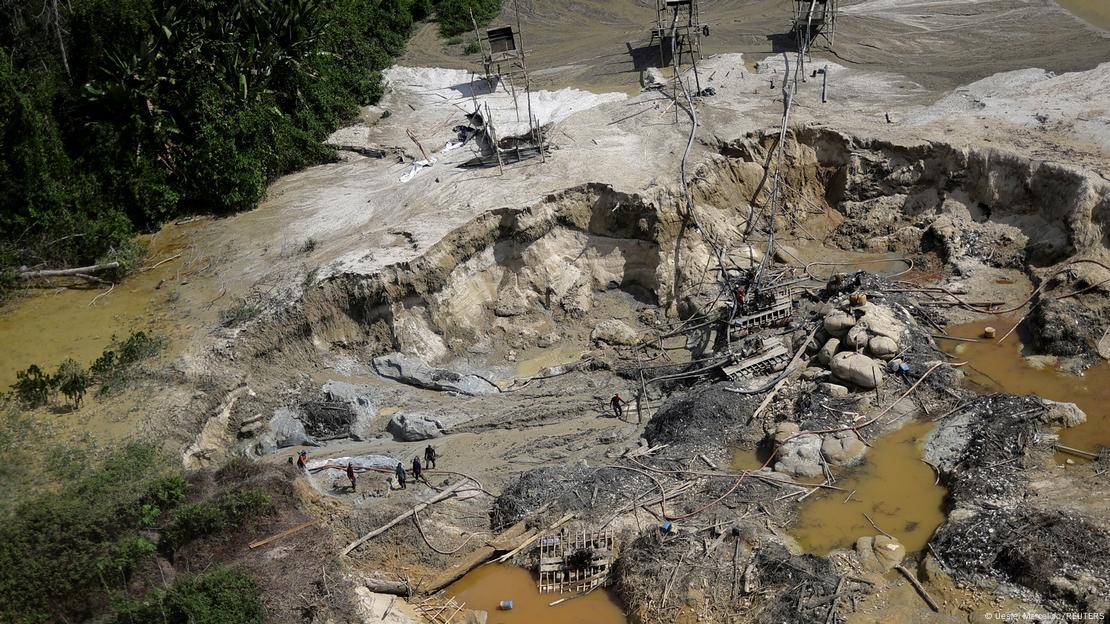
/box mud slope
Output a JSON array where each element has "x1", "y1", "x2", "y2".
[{"x1": 401, "y1": 0, "x2": 1110, "y2": 94}]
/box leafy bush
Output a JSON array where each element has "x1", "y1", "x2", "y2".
[
  {"x1": 219, "y1": 489, "x2": 273, "y2": 525},
  {"x1": 464, "y1": 40, "x2": 481, "y2": 55},
  {"x1": 10, "y1": 365, "x2": 50, "y2": 408},
  {"x1": 54, "y1": 358, "x2": 89, "y2": 408},
  {"x1": 0, "y1": 442, "x2": 181, "y2": 623},
  {"x1": 434, "y1": 0, "x2": 504, "y2": 37},
  {"x1": 164, "y1": 501, "x2": 227, "y2": 550},
  {"x1": 163, "y1": 488, "x2": 272, "y2": 551},
  {"x1": 110, "y1": 568, "x2": 265, "y2": 624},
  {"x1": 89, "y1": 329, "x2": 166, "y2": 395}
]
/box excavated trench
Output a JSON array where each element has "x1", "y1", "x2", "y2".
[
  {"x1": 244, "y1": 127, "x2": 1110, "y2": 621},
  {"x1": 253, "y1": 126, "x2": 1109, "y2": 375}
]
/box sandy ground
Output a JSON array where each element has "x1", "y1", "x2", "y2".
[{"x1": 3, "y1": 2, "x2": 1110, "y2": 621}]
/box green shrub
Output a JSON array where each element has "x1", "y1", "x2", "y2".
[
  {"x1": 96, "y1": 535, "x2": 157, "y2": 581},
  {"x1": 464, "y1": 40, "x2": 481, "y2": 55},
  {"x1": 219, "y1": 489, "x2": 273, "y2": 525},
  {"x1": 90, "y1": 330, "x2": 166, "y2": 395},
  {"x1": 164, "y1": 501, "x2": 227, "y2": 550},
  {"x1": 10, "y1": 365, "x2": 51, "y2": 408},
  {"x1": 163, "y1": 488, "x2": 272, "y2": 550},
  {"x1": 110, "y1": 568, "x2": 265, "y2": 624},
  {"x1": 54, "y1": 358, "x2": 89, "y2": 409},
  {"x1": 0, "y1": 441, "x2": 181, "y2": 623},
  {"x1": 144, "y1": 473, "x2": 189, "y2": 509},
  {"x1": 434, "y1": 0, "x2": 504, "y2": 37}
]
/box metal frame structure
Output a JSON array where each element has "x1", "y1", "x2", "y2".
[
  {"x1": 792, "y1": 0, "x2": 838, "y2": 50},
  {"x1": 648, "y1": 0, "x2": 705, "y2": 121},
  {"x1": 466, "y1": 1, "x2": 546, "y2": 172},
  {"x1": 651, "y1": 0, "x2": 704, "y2": 66},
  {"x1": 536, "y1": 528, "x2": 614, "y2": 594}
]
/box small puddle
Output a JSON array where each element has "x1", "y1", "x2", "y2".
[
  {"x1": 447, "y1": 563, "x2": 627, "y2": 624},
  {"x1": 941, "y1": 318, "x2": 1110, "y2": 459},
  {"x1": 514, "y1": 345, "x2": 586, "y2": 378},
  {"x1": 789, "y1": 420, "x2": 946, "y2": 554},
  {"x1": 1055, "y1": 0, "x2": 1110, "y2": 31}
]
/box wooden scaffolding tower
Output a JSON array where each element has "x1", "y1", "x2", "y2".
[
  {"x1": 467, "y1": 1, "x2": 546, "y2": 171},
  {"x1": 651, "y1": 0, "x2": 704, "y2": 66},
  {"x1": 792, "y1": 0, "x2": 838, "y2": 50},
  {"x1": 536, "y1": 527, "x2": 615, "y2": 594}
]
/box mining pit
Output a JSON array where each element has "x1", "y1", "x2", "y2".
[{"x1": 4, "y1": 1, "x2": 1110, "y2": 623}]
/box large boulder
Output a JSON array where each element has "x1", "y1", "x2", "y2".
[
  {"x1": 774, "y1": 432, "x2": 823, "y2": 478},
  {"x1": 868, "y1": 335, "x2": 899, "y2": 360},
  {"x1": 817, "y1": 338, "x2": 841, "y2": 366},
  {"x1": 1040, "y1": 400, "x2": 1087, "y2": 428},
  {"x1": 494, "y1": 281, "x2": 531, "y2": 317},
  {"x1": 855, "y1": 302, "x2": 905, "y2": 342},
  {"x1": 823, "y1": 311, "x2": 856, "y2": 337},
  {"x1": 322, "y1": 381, "x2": 378, "y2": 440},
  {"x1": 260, "y1": 406, "x2": 318, "y2": 451},
  {"x1": 821, "y1": 431, "x2": 866, "y2": 465},
  {"x1": 387, "y1": 412, "x2": 445, "y2": 441},
  {"x1": 591, "y1": 319, "x2": 640, "y2": 346},
  {"x1": 373, "y1": 353, "x2": 499, "y2": 395},
  {"x1": 830, "y1": 352, "x2": 884, "y2": 389},
  {"x1": 855, "y1": 535, "x2": 905, "y2": 573},
  {"x1": 845, "y1": 324, "x2": 870, "y2": 349}
]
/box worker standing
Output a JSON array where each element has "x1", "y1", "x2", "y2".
[
  {"x1": 610, "y1": 393, "x2": 626, "y2": 420},
  {"x1": 424, "y1": 444, "x2": 437, "y2": 470},
  {"x1": 296, "y1": 450, "x2": 308, "y2": 472},
  {"x1": 346, "y1": 463, "x2": 357, "y2": 492},
  {"x1": 412, "y1": 456, "x2": 423, "y2": 483},
  {"x1": 394, "y1": 461, "x2": 407, "y2": 489}
]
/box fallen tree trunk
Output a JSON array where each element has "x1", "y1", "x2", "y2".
[
  {"x1": 341, "y1": 480, "x2": 467, "y2": 556},
  {"x1": 422, "y1": 520, "x2": 534, "y2": 593},
  {"x1": 365, "y1": 579, "x2": 411, "y2": 597},
  {"x1": 19, "y1": 262, "x2": 120, "y2": 280}
]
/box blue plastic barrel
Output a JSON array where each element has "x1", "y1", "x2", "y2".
[{"x1": 499, "y1": 600, "x2": 514, "y2": 610}]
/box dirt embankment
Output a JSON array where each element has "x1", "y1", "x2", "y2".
[{"x1": 202, "y1": 126, "x2": 1110, "y2": 623}]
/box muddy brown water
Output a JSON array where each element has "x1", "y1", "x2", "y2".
[
  {"x1": 0, "y1": 220, "x2": 210, "y2": 387},
  {"x1": 1056, "y1": 0, "x2": 1110, "y2": 31},
  {"x1": 447, "y1": 563, "x2": 626, "y2": 624},
  {"x1": 942, "y1": 317, "x2": 1110, "y2": 460},
  {"x1": 788, "y1": 419, "x2": 946, "y2": 555}
]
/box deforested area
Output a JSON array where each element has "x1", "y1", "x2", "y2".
[{"x1": 2, "y1": 0, "x2": 1110, "y2": 623}]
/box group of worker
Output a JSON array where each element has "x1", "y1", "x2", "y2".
[
  {"x1": 293, "y1": 392, "x2": 630, "y2": 491},
  {"x1": 393, "y1": 444, "x2": 437, "y2": 490},
  {"x1": 293, "y1": 445, "x2": 438, "y2": 492}
]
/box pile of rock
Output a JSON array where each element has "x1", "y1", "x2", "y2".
[
  {"x1": 811, "y1": 298, "x2": 909, "y2": 392},
  {"x1": 770, "y1": 422, "x2": 867, "y2": 478}
]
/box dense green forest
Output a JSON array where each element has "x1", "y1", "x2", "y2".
[{"x1": 0, "y1": 0, "x2": 501, "y2": 294}]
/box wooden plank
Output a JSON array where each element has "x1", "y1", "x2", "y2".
[
  {"x1": 249, "y1": 519, "x2": 319, "y2": 549},
  {"x1": 342, "y1": 481, "x2": 467, "y2": 556},
  {"x1": 422, "y1": 519, "x2": 532, "y2": 593}
]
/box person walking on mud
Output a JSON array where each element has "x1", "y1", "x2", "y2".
[
  {"x1": 412, "y1": 456, "x2": 423, "y2": 484},
  {"x1": 394, "y1": 461, "x2": 407, "y2": 489},
  {"x1": 296, "y1": 450, "x2": 308, "y2": 472},
  {"x1": 610, "y1": 393, "x2": 627, "y2": 420},
  {"x1": 424, "y1": 444, "x2": 437, "y2": 470},
  {"x1": 346, "y1": 463, "x2": 357, "y2": 492}
]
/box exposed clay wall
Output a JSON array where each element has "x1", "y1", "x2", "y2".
[
  {"x1": 782, "y1": 128, "x2": 1110, "y2": 265},
  {"x1": 255, "y1": 158, "x2": 785, "y2": 365},
  {"x1": 245, "y1": 128, "x2": 1109, "y2": 371}
]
